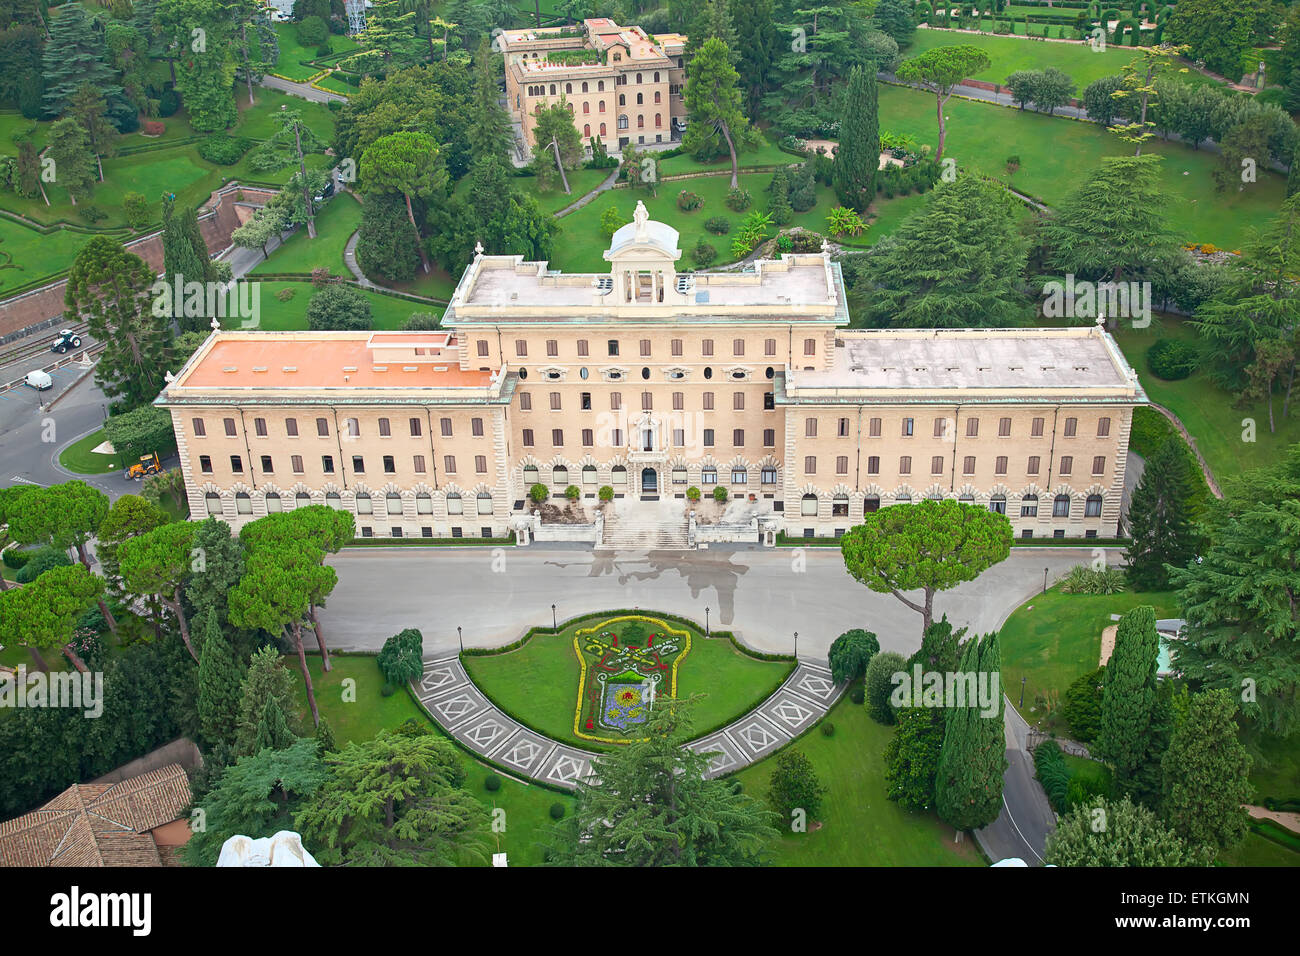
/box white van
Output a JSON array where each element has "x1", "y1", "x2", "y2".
[{"x1": 24, "y1": 370, "x2": 52, "y2": 391}]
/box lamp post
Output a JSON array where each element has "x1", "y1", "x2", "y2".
[
  {"x1": 551, "y1": 603, "x2": 556, "y2": 630},
  {"x1": 705, "y1": 606, "x2": 710, "y2": 638},
  {"x1": 794, "y1": 631, "x2": 799, "y2": 661},
  {"x1": 1043, "y1": 567, "x2": 1049, "y2": 594},
  {"x1": 1019, "y1": 676, "x2": 1026, "y2": 708},
  {"x1": 457, "y1": 626, "x2": 463, "y2": 655}
]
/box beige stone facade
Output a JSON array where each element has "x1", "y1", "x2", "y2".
[
  {"x1": 157, "y1": 205, "x2": 1145, "y2": 542},
  {"x1": 501, "y1": 18, "x2": 686, "y2": 153}
]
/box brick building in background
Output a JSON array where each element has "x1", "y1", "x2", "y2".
[{"x1": 156, "y1": 204, "x2": 1145, "y2": 542}]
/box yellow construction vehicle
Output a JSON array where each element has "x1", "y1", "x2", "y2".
[{"x1": 124, "y1": 452, "x2": 161, "y2": 481}]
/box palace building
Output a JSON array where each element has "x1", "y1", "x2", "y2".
[
  {"x1": 157, "y1": 203, "x2": 1146, "y2": 543},
  {"x1": 500, "y1": 18, "x2": 687, "y2": 154}
]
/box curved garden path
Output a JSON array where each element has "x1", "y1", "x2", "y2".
[{"x1": 413, "y1": 655, "x2": 843, "y2": 789}]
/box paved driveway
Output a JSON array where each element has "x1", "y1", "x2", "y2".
[{"x1": 320, "y1": 545, "x2": 1103, "y2": 658}]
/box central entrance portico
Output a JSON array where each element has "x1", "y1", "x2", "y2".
[{"x1": 640, "y1": 467, "x2": 658, "y2": 494}]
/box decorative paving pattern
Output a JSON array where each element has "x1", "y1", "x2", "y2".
[{"x1": 413, "y1": 656, "x2": 844, "y2": 790}]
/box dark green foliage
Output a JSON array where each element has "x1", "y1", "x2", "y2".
[
  {"x1": 484, "y1": 772, "x2": 502, "y2": 792},
  {"x1": 1033, "y1": 740, "x2": 1071, "y2": 813},
  {"x1": 1062, "y1": 666, "x2": 1106, "y2": 742},
  {"x1": 767, "y1": 748, "x2": 827, "y2": 823},
  {"x1": 549, "y1": 802, "x2": 566, "y2": 820},
  {"x1": 833, "y1": 66, "x2": 879, "y2": 211},
  {"x1": 185, "y1": 517, "x2": 246, "y2": 633},
  {"x1": 14, "y1": 545, "x2": 72, "y2": 584},
  {"x1": 1096, "y1": 605, "x2": 1161, "y2": 795},
  {"x1": 314, "y1": 716, "x2": 337, "y2": 756},
  {"x1": 197, "y1": 611, "x2": 243, "y2": 752},
  {"x1": 907, "y1": 615, "x2": 965, "y2": 674},
  {"x1": 704, "y1": 216, "x2": 731, "y2": 234},
  {"x1": 767, "y1": 166, "x2": 793, "y2": 225},
  {"x1": 1161, "y1": 689, "x2": 1252, "y2": 855},
  {"x1": 197, "y1": 135, "x2": 252, "y2": 165},
  {"x1": 306, "y1": 283, "x2": 373, "y2": 331},
  {"x1": 377, "y1": 627, "x2": 424, "y2": 686},
  {"x1": 1046, "y1": 795, "x2": 1208, "y2": 866},
  {"x1": 104, "y1": 404, "x2": 176, "y2": 462},
  {"x1": 1145, "y1": 338, "x2": 1200, "y2": 380},
  {"x1": 934, "y1": 632, "x2": 1008, "y2": 830},
  {"x1": 1125, "y1": 437, "x2": 1201, "y2": 591},
  {"x1": 356, "y1": 192, "x2": 422, "y2": 282},
  {"x1": 255, "y1": 695, "x2": 297, "y2": 753},
  {"x1": 788, "y1": 164, "x2": 818, "y2": 212},
  {"x1": 865, "y1": 650, "x2": 906, "y2": 724},
  {"x1": 827, "y1": 628, "x2": 879, "y2": 683},
  {"x1": 296, "y1": 14, "x2": 328, "y2": 46},
  {"x1": 883, "y1": 706, "x2": 945, "y2": 811}
]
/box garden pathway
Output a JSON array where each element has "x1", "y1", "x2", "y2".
[
  {"x1": 412, "y1": 654, "x2": 844, "y2": 790},
  {"x1": 553, "y1": 166, "x2": 622, "y2": 219}
]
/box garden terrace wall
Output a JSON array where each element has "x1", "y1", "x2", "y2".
[{"x1": 0, "y1": 183, "x2": 278, "y2": 340}]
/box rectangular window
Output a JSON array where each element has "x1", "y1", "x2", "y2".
[
  {"x1": 383, "y1": 455, "x2": 396, "y2": 474},
  {"x1": 733, "y1": 429, "x2": 744, "y2": 447},
  {"x1": 838, "y1": 418, "x2": 850, "y2": 438},
  {"x1": 1054, "y1": 497, "x2": 1070, "y2": 518},
  {"x1": 642, "y1": 391, "x2": 653, "y2": 410},
  {"x1": 261, "y1": 455, "x2": 273, "y2": 473},
  {"x1": 836, "y1": 456, "x2": 849, "y2": 475},
  {"x1": 224, "y1": 418, "x2": 237, "y2": 437},
  {"x1": 995, "y1": 456, "x2": 1008, "y2": 475},
  {"x1": 409, "y1": 417, "x2": 421, "y2": 437},
  {"x1": 519, "y1": 392, "x2": 532, "y2": 411},
  {"x1": 765, "y1": 338, "x2": 776, "y2": 356},
  {"x1": 931, "y1": 456, "x2": 944, "y2": 475},
  {"x1": 1092, "y1": 455, "x2": 1106, "y2": 475},
  {"x1": 582, "y1": 428, "x2": 594, "y2": 447},
  {"x1": 352, "y1": 455, "x2": 365, "y2": 474},
  {"x1": 477, "y1": 340, "x2": 489, "y2": 357},
  {"x1": 763, "y1": 428, "x2": 775, "y2": 447},
  {"x1": 547, "y1": 339, "x2": 558, "y2": 357},
  {"x1": 1027, "y1": 455, "x2": 1041, "y2": 475},
  {"x1": 581, "y1": 391, "x2": 592, "y2": 410},
  {"x1": 702, "y1": 339, "x2": 714, "y2": 356},
  {"x1": 552, "y1": 429, "x2": 563, "y2": 447},
  {"x1": 440, "y1": 418, "x2": 453, "y2": 437},
  {"x1": 475, "y1": 455, "x2": 487, "y2": 474},
  {"x1": 612, "y1": 428, "x2": 623, "y2": 447},
  {"x1": 672, "y1": 428, "x2": 685, "y2": 446},
  {"x1": 292, "y1": 455, "x2": 304, "y2": 474},
  {"x1": 200, "y1": 455, "x2": 212, "y2": 474},
  {"x1": 805, "y1": 418, "x2": 817, "y2": 438},
  {"x1": 933, "y1": 417, "x2": 946, "y2": 438},
  {"x1": 1060, "y1": 456, "x2": 1073, "y2": 475},
  {"x1": 804, "y1": 456, "x2": 816, "y2": 474},
  {"x1": 285, "y1": 418, "x2": 298, "y2": 437},
  {"x1": 703, "y1": 392, "x2": 714, "y2": 411},
  {"x1": 733, "y1": 392, "x2": 744, "y2": 411},
  {"x1": 413, "y1": 455, "x2": 426, "y2": 474},
  {"x1": 515, "y1": 340, "x2": 527, "y2": 357},
  {"x1": 1031, "y1": 417, "x2": 1045, "y2": 438},
  {"x1": 577, "y1": 339, "x2": 589, "y2": 357},
  {"x1": 703, "y1": 429, "x2": 714, "y2": 447},
  {"x1": 546, "y1": 389, "x2": 560, "y2": 412},
  {"x1": 671, "y1": 339, "x2": 683, "y2": 356},
  {"x1": 1064, "y1": 417, "x2": 1078, "y2": 437},
  {"x1": 899, "y1": 456, "x2": 912, "y2": 475},
  {"x1": 902, "y1": 418, "x2": 914, "y2": 437},
  {"x1": 230, "y1": 455, "x2": 243, "y2": 473},
  {"x1": 522, "y1": 429, "x2": 534, "y2": 447},
  {"x1": 318, "y1": 455, "x2": 330, "y2": 474},
  {"x1": 869, "y1": 417, "x2": 882, "y2": 438},
  {"x1": 378, "y1": 418, "x2": 391, "y2": 437},
  {"x1": 1021, "y1": 500, "x2": 1038, "y2": 517},
  {"x1": 607, "y1": 339, "x2": 619, "y2": 356},
  {"x1": 192, "y1": 418, "x2": 206, "y2": 437},
  {"x1": 673, "y1": 392, "x2": 683, "y2": 410},
  {"x1": 867, "y1": 456, "x2": 880, "y2": 475},
  {"x1": 998, "y1": 417, "x2": 1011, "y2": 437},
  {"x1": 964, "y1": 456, "x2": 976, "y2": 475},
  {"x1": 444, "y1": 455, "x2": 456, "y2": 473},
  {"x1": 1097, "y1": 417, "x2": 1111, "y2": 437},
  {"x1": 803, "y1": 338, "x2": 815, "y2": 356},
  {"x1": 640, "y1": 338, "x2": 651, "y2": 357},
  {"x1": 733, "y1": 338, "x2": 744, "y2": 356},
  {"x1": 610, "y1": 392, "x2": 622, "y2": 410},
  {"x1": 966, "y1": 418, "x2": 979, "y2": 438},
  {"x1": 316, "y1": 417, "x2": 329, "y2": 437}
]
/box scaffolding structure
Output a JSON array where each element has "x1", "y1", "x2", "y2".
[{"x1": 345, "y1": 0, "x2": 366, "y2": 35}]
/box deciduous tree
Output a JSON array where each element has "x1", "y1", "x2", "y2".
[{"x1": 895, "y1": 45, "x2": 990, "y2": 161}]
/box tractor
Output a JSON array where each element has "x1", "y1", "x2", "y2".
[
  {"x1": 124, "y1": 452, "x2": 162, "y2": 481},
  {"x1": 50, "y1": 329, "x2": 82, "y2": 354}
]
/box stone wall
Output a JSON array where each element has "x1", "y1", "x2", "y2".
[{"x1": 0, "y1": 184, "x2": 277, "y2": 340}]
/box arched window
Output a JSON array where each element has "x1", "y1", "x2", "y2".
[
  {"x1": 637, "y1": 115, "x2": 644, "y2": 128},
  {"x1": 581, "y1": 81, "x2": 589, "y2": 92},
  {"x1": 959, "y1": 493, "x2": 975, "y2": 503},
  {"x1": 801, "y1": 493, "x2": 818, "y2": 516},
  {"x1": 295, "y1": 492, "x2": 311, "y2": 507},
  {"x1": 565, "y1": 82, "x2": 572, "y2": 94},
  {"x1": 653, "y1": 72, "x2": 660, "y2": 82},
  {"x1": 325, "y1": 492, "x2": 341, "y2": 509},
  {"x1": 599, "y1": 122, "x2": 607, "y2": 136},
  {"x1": 584, "y1": 123, "x2": 591, "y2": 137},
  {"x1": 446, "y1": 492, "x2": 463, "y2": 515},
  {"x1": 1020, "y1": 494, "x2": 1038, "y2": 517},
  {"x1": 654, "y1": 113, "x2": 661, "y2": 127},
  {"x1": 864, "y1": 495, "x2": 880, "y2": 513},
  {"x1": 731, "y1": 467, "x2": 747, "y2": 484},
  {"x1": 618, "y1": 115, "x2": 628, "y2": 130},
  {"x1": 263, "y1": 492, "x2": 282, "y2": 513},
  {"x1": 549, "y1": 84, "x2": 556, "y2": 96},
  {"x1": 989, "y1": 494, "x2": 1007, "y2": 515},
  {"x1": 583, "y1": 101, "x2": 589, "y2": 113},
  {"x1": 598, "y1": 99, "x2": 605, "y2": 112},
  {"x1": 385, "y1": 492, "x2": 402, "y2": 515},
  {"x1": 832, "y1": 494, "x2": 849, "y2": 516},
  {"x1": 1085, "y1": 494, "x2": 1103, "y2": 517},
  {"x1": 672, "y1": 466, "x2": 687, "y2": 485},
  {"x1": 1053, "y1": 494, "x2": 1071, "y2": 517},
  {"x1": 636, "y1": 72, "x2": 643, "y2": 83},
  {"x1": 416, "y1": 493, "x2": 433, "y2": 514},
  {"x1": 355, "y1": 493, "x2": 372, "y2": 514},
  {"x1": 598, "y1": 80, "x2": 605, "y2": 91},
  {"x1": 612, "y1": 465, "x2": 627, "y2": 486},
  {"x1": 477, "y1": 492, "x2": 493, "y2": 515},
  {"x1": 619, "y1": 93, "x2": 625, "y2": 106},
  {"x1": 553, "y1": 465, "x2": 568, "y2": 486},
  {"x1": 636, "y1": 92, "x2": 643, "y2": 104},
  {"x1": 761, "y1": 466, "x2": 777, "y2": 485},
  {"x1": 206, "y1": 492, "x2": 222, "y2": 515},
  {"x1": 654, "y1": 90, "x2": 661, "y2": 103},
  {"x1": 895, "y1": 493, "x2": 912, "y2": 504},
  {"x1": 583, "y1": 465, "x2": 597, "y2": 485}
]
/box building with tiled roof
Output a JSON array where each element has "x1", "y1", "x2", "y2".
[{"x1": 0, "y1": 764, "x2": 192, "y2": 867}]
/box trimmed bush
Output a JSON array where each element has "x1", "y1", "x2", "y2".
[
  {"x1": 484, "y1": 773, "x2": 502, "y2": 792},
  {"x1": 828, "y1": 628, "x2": 880, "y2": 683},
  {"x1": 549, "y1": 802, "x2": 566, "y2": 820},
  {"x1": 1062, "y1": 666, "x2": 1105, "y2": 742},
  {"x1": 691, "y1": 239, "x2": 716, "y2": 266},
  {"x1": 529, "y1": 483, "x2": 549, "y2": 503},
  {"x1": 377, "y1": 627, "x2": 424, "y2": 685},
  {"x1": 725, "y1": 188, "x2": 752, "y2": 211},
  {"x1": 157, "y1": 90, "x2": 179, "y2": 117},
  {"x1": 1146, "y1": 338, "x2": 1199, "y2": 381},
  {"x1": 598, "y1": 485, "x2": 614, "y2": 501},
  {"x1": 820, "y1": 721, "x2": 835, "y2": 737},
  {"x1": 865, "y1": 651, "x2": 906, "y2": 724},
  {"x1": 850, "y1": 687, "x2": 865, "y2": 705},
  {"x1": 2, "y1": 547, "x2": 32, "y2": 570},
  {"x1": 14, "y1": 546, "x2": 73, "y2": 584},
  {"x1": 198, "y1": 134, "x2": 251, "y2": 165},
  {"x1": 704, "y1": 216, "x2": 731, "y2": 234},
  {"x1": 712, "y1": 485, "x2": 728, "y2": 502},
  {"x1": 686, "y1": 486, "x2": 701, "y2": 501},
  {"x1": 676, "y1": 189, "x2": 704, "y2": 211},
  {"x1": 380, "y1": 682, "x2": 397, "y2": 697}
]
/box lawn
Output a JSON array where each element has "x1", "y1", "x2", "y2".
[
  {"x1": 292, "y1": 652, "x2": 572, "y2": 866},
  {"x1": 0, "y1": 218, "x2": 117, "y2": 295},
  {"x1": 462, "y1": 617, "x2": 795, "y2": 751},
  {"x1": 272, "y1": 23, "x2": 359, "y2": 82},
  {"x1": 1218, "y1": 831, "x2": 1300, "y2": 867},
  {"x1": 57, "y1": 428, "x2": 123, "y2": 476},
  {"x1": 998, "y1": 585, "x2": 1182, "y2": 723},
  {"x1": 732, "y1": 690, "x2": 982, "y2": 865},
  {"x1": 654, "y1": 136, "x2": 793, "y2": 178},
  {"x1": 252, "y1": 192, "x2": 362, "y2": 278},
  {"x1": 230, "y1": 280, "x2": 439, "y2": 331},
  {"x1": 1109, "y1": 317, "x2": 1300, "y2": 486},
  {"x1": 878, "y1": 84, "x2": 1284, "y2": 250},
  {"x1": 524, "y1": 167, "x2": 613, "y2": 216},
  {"x1": 1241, "y1": 724, "x2": 1300, "y2": 804}
]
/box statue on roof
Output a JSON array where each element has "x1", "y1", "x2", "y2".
[{"x1": 633, "y1": 200, "x2": 649, "y2": 240}]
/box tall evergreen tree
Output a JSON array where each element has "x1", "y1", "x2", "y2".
[
  {"x1": 467, "y1": 36, "x2": 513, "y2": 165},
  {"x1": 1046, "y1": 795, "x2": 1207, "y2": 866},
  {"x1": 1124, "y1": 436, "x2": 1201, "y2": 590},
  {"x1": 157, "y1": 0, "x2": 237, "y2": 132},
  {"x1": 934, "y1": 632, "x2": 1007, "y2": 831},
  {"x1": 1161, "y1": 689, "x2": 1252, "y2": 856},
  {"x1": 545, "y1": 699, "x2": 777, "y2": 865},
  {"x1": 731, "y1": 0, "x2": 776, "y2": 115},
  {"x1": 68, "y1": 83, "x2": 118, "y2": 183},
  {"x1": 43, "y1": 117, "x2": 97, "y2": 205},
  {"x1": 683, "y1": 37, "x2": 752, "y2": 189},
  {"x1": 1096, "y1": 605, "x2": 1161, "y2": 794},
  {"x1": 847, "y1": 175, "x2": 1028, "y2": 327},
  {"x1": 185, "y1": 516, "x2": 247, "y2": 630},
  {"x1": 197, "y1": 611, "x2": 243, "y2": 753},
  {"x1": 40, "y1": 4, "x2": 123, "y2": 119},
  {"x1": 832, "y1": 65, "x2": 879, "y2": 211},
  {"x1": 255, "y1": 695, "x2": 297, "y2": 753},
  {"x1": 161, "y1": 193, "x2": 211, "y2": 290},
  {"x1": 234, "y1": 645, "x2": 303, "y2": 756}
]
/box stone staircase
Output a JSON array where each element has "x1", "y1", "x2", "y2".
[{"x1": 597, "y1": 508, "x2": 691, "y2": 550}]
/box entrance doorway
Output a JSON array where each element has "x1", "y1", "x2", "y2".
[{"x1": 640, "y1": 467, "x2": 658, "y2": 493}]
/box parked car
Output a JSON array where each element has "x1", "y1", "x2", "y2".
[
  {"x1": 313, "y1": 179, "x2": 336, "y2": 204},
  {"x1": 672, "y1": 116, "x2": 688, "y2": 134},
  {"x1": 24, "y1": 370, "x2": 52, "y2": 391},
  {"x1": 50, "y1": 329, "x2": 82, "y2": 353}
]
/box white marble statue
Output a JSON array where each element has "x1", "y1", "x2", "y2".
[{"x1": 216, "y1": 830, "x2": 321, "y2": 867}]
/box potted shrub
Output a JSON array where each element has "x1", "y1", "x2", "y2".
[
  {"x1": 598, "y1": 485, "x2": 614, "y2": 502},
  {"x1": 686, "y1": 486, "x2": 701, "y2": 502},
  {"x1": 713, "y1": 486, "x2": 729, "y2": 503},
  {"x1": 565, "y1": 484, "x2": 581, "y2": 501},
  {"x1": 529, "y1": 483, "x2": 549, "y2": 503}
]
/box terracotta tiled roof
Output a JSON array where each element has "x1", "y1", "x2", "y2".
[{"x1": 0, "y1": 765, "x2": 191, "y2": 867}]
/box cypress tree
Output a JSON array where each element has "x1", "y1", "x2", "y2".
[
  {"x1": 254, "y1": 695, "x2": 296, "y2": 753},
  {"x1": 314, "y1": 716, "x2": 337, "y2": 756},
  {"x1": 767, "y1": 166, "x2": 793, "y2": 226},
  {"x1": 196, "y1": 611, "x2": 243, "y2": 752},
  {"x1": 466, "y1": 37, "x2": 514, "y2": 166},
  {"x1": 160, "y1": 193, "x2": 211, "y2": 297},
  {"x1": 1161, "y1": 689, "x2": 1252, "y2": 855},
  {"x1": 234, "y1": 645, "x2": 302, "y2": 756},
  {"x1": 1124, "y1": 436, "x2": 1199, "y2": 590},
  {"x1": 1096, "y1": 605, "x2": 1160, "y2": 792},
  {"x1": 934, "y1": 632, "x2": 1007, "y2": 831},
  {"x1": 833, "y1": 65, "x2": 880, "y2": 212}
]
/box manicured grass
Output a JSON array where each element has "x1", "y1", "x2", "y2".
[
  {"x1": 57, "y1": 428, "x2": 123, "y2": 476},
  {"x1": 878, "y1": 84, "x2": 1283, "y2": 249},
  {"x1": 312, "y1": 73, "x2": 359, "y2": 97},
  {"x1": 0, "y1": 218, "x2": 117, "y2": 295},
  {"x1": 253, "y1": 192, "x2": 362, "y2": 277},
  {"x1": 1062, "y1": 753, "x2": 1112, "y2": 795},
  {"x1": 906, "y1": 28, "x2": 1153, "y2": 88},
  {"x1": 293, "y1": 652, "x2": 573, "y2": 866},
  {"x1": 1218, "y1": 830, "x2": 1300, "y2": 867},
  {"x1": 999, "y1": 585, "x2": 1182, "y2": 723},
  {"x1": 654, "y1": 136, "x2": 793, "y2": 178},
  {"x1": 732, "y1": 690, "x2": 982, "y2": 865},
  {"x1": 272, "y1": 23, "x2": 358, "y2": 81},
  {"x1": 525, "y1": 167, "x2": 614, "y2": 216},
  {"x1": 1110, "y1": 317, "x2": 1300, "y2": 486},
  {"x1": 381, "y1": 266, "x2": 457, "y2": 302},
  {"x1": 462, "y1": 618, "x2": 795, "y2": 751},
  {"x1": 229, "y1": 280, "x2": 440, "y2": 331},
  {"x1": 1241, "y1": 724, "x2": 1300, "y2": 804}
]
